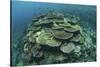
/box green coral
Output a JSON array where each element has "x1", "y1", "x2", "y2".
[
  {"x1": 46, "y1": 37, "x2": 61, "y2": 47},
  {"x1": 71, "y1": 34, "x2": 82, "y2": 42},
  {"x1": 52, "y1": 29, "x2": 73, "y2": 39},
  {"x1": 60, "y1": 42, "x2": 75, "y2": 53},
  {"x1": 21, "y1": 11, "x2": 95, "y2": 65}
]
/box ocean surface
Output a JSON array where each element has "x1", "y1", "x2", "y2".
[{"x1": 11, "y1": 1, "x2": 96, "y2": 66}]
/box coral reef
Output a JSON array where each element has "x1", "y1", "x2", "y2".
[{"x1": 18, "y1": 11, "x2": 96, "y2": 65}]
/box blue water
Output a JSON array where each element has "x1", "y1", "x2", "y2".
[
  {"x1": 11, "y1": 1, "x2": 96, "y2": 65},
  {"x1": 12, "y1": 1, "x2": 96, "y2": 33}
]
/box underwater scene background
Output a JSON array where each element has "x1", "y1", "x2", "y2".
[{"x1": 11, "y1": 1, "x2": 96, "y2": 66}]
